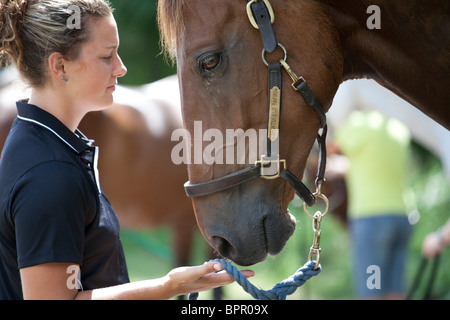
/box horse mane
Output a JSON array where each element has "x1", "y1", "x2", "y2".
[{"x1": 157, "y1": 0, "x2": 188, "y2": 61}]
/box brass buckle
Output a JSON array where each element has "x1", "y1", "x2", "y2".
[
  {"x1": 255, "y1": 154, "x2": 286, "y2": 180},
  {"x1": 246, "y1": 0, "x2": 275, "y2": 30}
]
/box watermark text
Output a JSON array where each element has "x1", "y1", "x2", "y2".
[
  {"x1": 366, "y1": 265, "x2": 381, "y2": 290},
  {"x1": 367, "y1": 5, "x2": 381, "y2": 30},
  {"x1": 171, "y1": 121, "x2": 279, "y2": 169},
  {"x1": 67, "y1": 5, "x2": 81, "y2": 29}
]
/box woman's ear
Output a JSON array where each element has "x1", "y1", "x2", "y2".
[{"x1": 48, "y1": 52, "x2": 68, "y2": 83}]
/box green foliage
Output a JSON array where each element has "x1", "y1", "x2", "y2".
[{"x1": 109, "y1": 0, "x2": 176, "y2": 85}]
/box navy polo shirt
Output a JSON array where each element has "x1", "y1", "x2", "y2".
[{"x1": 0, "y1": 101, "x2": 129, "y2": 300}]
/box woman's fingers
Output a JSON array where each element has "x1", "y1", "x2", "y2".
[{"x1": 167, "y1": 262, "x2": 255, "y2": 296}]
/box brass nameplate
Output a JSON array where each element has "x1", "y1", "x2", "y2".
[{"x1": 268, "y1": 86, "x2": 281, "y2": 141}]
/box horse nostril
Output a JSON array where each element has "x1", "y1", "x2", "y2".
[{"x1": 212, "y1": 236, "x2": 235, "y2": 259}]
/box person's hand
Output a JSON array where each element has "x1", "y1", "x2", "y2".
[
  {"x1": 422, "y1": 231, "x2": 445, "y2": 260},
  {"x1": 165, "y1": 261, "x2": 254, "y2": 297}
]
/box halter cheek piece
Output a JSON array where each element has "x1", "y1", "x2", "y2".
[{"x1": 184, "y1": 0, "x2": 328, "y2": 208}]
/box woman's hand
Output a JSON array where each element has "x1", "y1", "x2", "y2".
[
  {"x1": 422, "y1": 220, "x2": 450, "y2": 260},
  {"x1": 422, "y1": 231, "x2": 445, "y2": 260},
  {"x1": 165, "y1": 261, "x2": 255, "y2": 297}
]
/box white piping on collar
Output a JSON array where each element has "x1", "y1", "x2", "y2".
[
  {"x1": 18, "y1": 115, "x2": 103, "y2": 194},
  {"x1": 75, "y1": 129, "x2": 95, "y2": 147},
  {"x1": 93, "y1": 146, "x2": 102, "y2": 195},
  {"x1": 17, "y1": 115, "x2": 79, "y2": 153}
]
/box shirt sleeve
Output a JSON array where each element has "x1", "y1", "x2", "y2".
[{"x1": 12, "y1": 161, "x2": 96, "y2": 269}]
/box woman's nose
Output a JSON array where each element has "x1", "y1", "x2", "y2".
[{"x1": 114, "y1": 54, "x2": 127, "y2": 78}]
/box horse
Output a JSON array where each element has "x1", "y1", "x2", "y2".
[
  {"x1": 157, "y1": 0, "x2": 450, "y2": 266},
  {"x1": 0, "y1": 71, "x2": 201, "y2": 272}
]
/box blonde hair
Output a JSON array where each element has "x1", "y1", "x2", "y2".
[{"x1": 0, "y1": 0, "x2": 113, "y2": 87}]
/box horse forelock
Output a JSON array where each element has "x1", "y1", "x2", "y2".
[{"x1": 157, "y1": 0, "x2": 189, "y2": 61}]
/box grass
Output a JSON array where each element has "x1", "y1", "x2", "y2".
[{"x1": 120, "y1": 144, "x2": 450, "y2": 300}]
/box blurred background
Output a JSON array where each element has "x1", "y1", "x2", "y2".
[{"x1": 110, "y1": 0, "x2": 176, "y2": 85}]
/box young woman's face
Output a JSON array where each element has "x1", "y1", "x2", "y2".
[{"x1": 65, "y1": 14, "x2": 127, "y2": 111}]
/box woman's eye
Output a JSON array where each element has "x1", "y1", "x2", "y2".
[{"x1": 199, "y1": 53, "x2": 222, "y2": 73}]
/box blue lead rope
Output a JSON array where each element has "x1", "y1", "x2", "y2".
[{"x1": 188, "y1": 259, "x2": 321, "y2": 300}]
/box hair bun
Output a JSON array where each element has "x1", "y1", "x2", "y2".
[
  {"x1": 1, "y1": 0, "x2": 28, "y2": 34},
  {"x1": 1, "y1": 0, "x2": 29, "y2": 68},
  {"x1": 1, "y1": 0, "x2": 28, "y2": 18}
]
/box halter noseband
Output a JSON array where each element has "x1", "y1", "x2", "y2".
[{"x1": 184, "y1": 0, "x2": 328, "y2": 208}]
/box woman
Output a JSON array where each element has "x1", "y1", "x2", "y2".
[{"x1": 0, "y1": 0, "x2": 253, "y2": 300}]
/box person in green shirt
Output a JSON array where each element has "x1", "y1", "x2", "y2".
[{"x1": 334, "y1": 110, "x2": 413, "y2": 299}]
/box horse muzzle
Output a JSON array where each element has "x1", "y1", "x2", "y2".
[{"x1": 194, "y1": 186, "x2": 296, "y2": 266}]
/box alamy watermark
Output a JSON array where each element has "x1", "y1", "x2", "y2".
[
  {"x1": 367, "y1": 5, "x2": 381, "y2": 30},
  {"x1": 171, "y1": 121, "x2": 280, "y2": 172},
  {"x1": 66, "y1": 265, "x2": 83, "y2": 290},
  {"x1": 67, "y1": 5, "x2": 81, "y2": 30},
  {"x1": 366, "y1": 265, "x2": 381, "y2": 290}
]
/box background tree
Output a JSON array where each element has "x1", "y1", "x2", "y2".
[{"x1": 110, "y1": 0, "x2": 175, "y2": 85}]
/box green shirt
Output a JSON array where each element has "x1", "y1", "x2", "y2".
[{"x1": 335, "y1": 111, "x2": 411, "y2": 219}]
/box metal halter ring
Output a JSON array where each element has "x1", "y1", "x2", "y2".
[
  {"x1": 262, "y1": 43, "x2": 288, "y2": 67},
  {"x1": 303, "y1": 192, "x2": 330, "y2": 219}
]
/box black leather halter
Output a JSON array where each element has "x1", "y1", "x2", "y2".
[{"x1": 184, "y1": 0, "x2": 328, "y2": 207}]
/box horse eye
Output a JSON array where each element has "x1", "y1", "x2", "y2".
[{"x1": 199, "y1": 52, "x2": 222, "y2": 73}]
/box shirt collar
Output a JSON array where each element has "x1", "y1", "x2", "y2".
[{"x1": 16, "y1": 100, "x2": 92, "y2": 154}]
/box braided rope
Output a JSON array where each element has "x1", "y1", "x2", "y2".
[{"x1": 189, "y1": 259, "x2": 321, "y2": 300}]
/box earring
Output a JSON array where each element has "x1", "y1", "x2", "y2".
[{"x1": 61, "y1": 76, "x2": 68, "y2": 82}]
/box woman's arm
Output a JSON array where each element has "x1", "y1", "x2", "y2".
[{"x1": 20, "y1": 261, "x2": 254, "y2": 300}]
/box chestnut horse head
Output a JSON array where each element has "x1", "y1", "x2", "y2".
[{"x1": 158, "y1": 0, "x2": 450, "y2": 266}]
